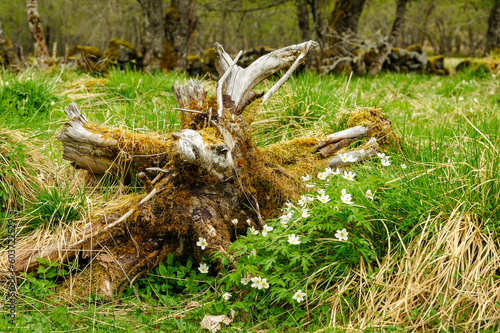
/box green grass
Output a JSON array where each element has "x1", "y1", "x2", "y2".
[{"x1": 1, "y1": 67, "x2": 499, "y2": 332}]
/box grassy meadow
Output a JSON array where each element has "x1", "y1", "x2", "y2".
[{"x1": 0, "y1": 66, "x2": 499, "y2": 332}]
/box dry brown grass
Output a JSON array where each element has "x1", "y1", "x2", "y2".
[
  {"x1": 323, "y1": 206, "x2": 500, "y2": 331},
  {"x1": 0, "y1": 127, "x2": 144, "y2": 277}
]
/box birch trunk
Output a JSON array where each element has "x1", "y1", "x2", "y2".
[{"x1": 25, "y1": 0, "x2": 52, "y2": 68}]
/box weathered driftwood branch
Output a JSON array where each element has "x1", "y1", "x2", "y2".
[
  {"x1": 316, "y1": 125, "x2": 368, "y2": 157},
  {"x1": 262, "y1": 41, "x2": 313, "y2": 104},
  {"x1": 172, "y1": 79, "x2": 207, "y2": 126},
  {"x1": 217, "y1": 50, "x2": 243, "y2": 120},
  {"x1": 328, "y1": 137, "x2": 379, "y2": 167},
  {"x1": 57, "y1": 103, "x2": 120, "y2": 174},
  {"x1": 215, "y1": 40, "x2": 319, "y2": 113}
]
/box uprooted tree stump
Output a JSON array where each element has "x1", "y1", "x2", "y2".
[{"x1": 9, "y1": 41, "x2": 393, "y2": 299}]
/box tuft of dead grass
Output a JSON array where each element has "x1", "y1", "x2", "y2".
[
  {"x1": 324, "y1": 206, "x2": 500, "y2": 331},
  {"x1": 0, "y1": 125, "x2": 145, "y2": 277},
  {"x1": 0, "y1": 128, "x2": 72, "y2": 214}
]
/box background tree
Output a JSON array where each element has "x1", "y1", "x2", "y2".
[
  {"x1": 322, "y1": 0, "x2": 367, "y2": 73},
  {"x1": 0, "y1": 0, "x2": 496, "y2": 67},
  {"x1": 485, "y1": 0, "x2": 500, "y2": 54},
  {"x1": 367, "y1": 0, "x2": 409, "y2": 76},
  {"x1": 25, "y1": 0, "x2": 51, "y2": 68},
  {"x1": 0, "y1": 21, "x2": 21, "y2": 68},
  {"x1": 163, "y1": 0, "x2": 196, "y2": 72},
  {"x1": 308, "y1": 0, "x2": 327, "y2": 46},
  {"x1": 329, "y1": 0, "x2": 366, "y2": 37},
  {"x1": 295, "y1": 0, "x2": 311, "y2": 42},
  {"x1": 138, "y1": 0, "x2": 164, "y2": 71}
]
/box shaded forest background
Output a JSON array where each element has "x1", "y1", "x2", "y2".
[{"x1": 0, "y1": 0, "x2": 496, "y2": 60}]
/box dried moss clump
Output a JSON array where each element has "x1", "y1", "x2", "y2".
[
  {"x1": 187, "y1": 55, "x2": 202, "y2": 76},
  {"x1": 201, "y1": 48, "x2": 218, "y2": 79},
  {"x1": 68, "y1": 45, "x2": 102, "y2": 72},
  {"x1": 82, "y1": 123, "x2": 173, "y2": 176},
  {"x1": 347, "y1": 107, "x2": 399, "y2": 147},
  {"x1": 102, "y1": 38, "x2": 142, "y2": 70},
  {"x1": 405, "y1": 44, "x2": 423, "y2": 53},
  {"x1": 427, "y1": 55, "x2": 450, "y2": 75},
  {"x1": 251, "y1": 136, "x2": 329, "y2": 217},
  {"x1": 456, "y1": 57, "x2": 500, "y2": 76}
]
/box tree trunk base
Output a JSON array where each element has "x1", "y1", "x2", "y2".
[{"x1": 1, "y1": 41, "x2": 395, "y2": 300}]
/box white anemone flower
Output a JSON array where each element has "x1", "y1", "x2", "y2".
[
  {"x1": 249, "y1": 226, "x2": 259, "y2": 235},
  {"x1": 305, "y1": 183, "x2": 315, "y2": 188},
  {"x1": 292, "y1": 290, "x2": 307, "y2": 303},
  {"x1": 401, "y1": 163, "x2": 407, "y2": 169},
  {"x1": 342, "y1": 171, "x2": 356, "y2": 181},
  {"x1": 262, "y1": 224, "x2": 274, "y2": 237},
  {"x1": 231, "y1": 218, "x2": 239, "y2": 225},
  {"x1": 339, "y1": 153, "x2": 350, "y2": 163},
  {"x1": 222, "y1": 292, "x2": 232, "y2": 301},
  {"x1": 288, "y1": 234, "x2": 301, "y2": 245},
  {"x1": 332, "y1": 168, "x2": 341, "y2": 175},
  {"x1": 317, "y1": 193, "x2": 330, "y2": 203},
  {"x1": 317, "y1": 189, "x2": 325, "y2": 195},
  {"x1": 280, "y1": 212, "x2": 293, "y2": 226},
  {"x1": 298, "y1": 195, "x2": 308, "y2": 206},
  {"x1": 198, "y1": 263, "x2": 209, "y2": 273},
  {"x1": 317, "y1": 172, "x2": 328, "y2": 180},
  {"x1": 280, "y1": 217, "x2": 290, "y2": 227},
  {"x1": 325, "y1": 167, "x2": 334, "y2": 175},
  {"x1": 335, "y1": 228, "x2": 349, "y2": 241},
  {"x1": 246, "y1": 219, "x2": 252, "y2": 225},
  {"x1": 302, "y1": 174, "x2": 311, "y2": 181},
  {"x1": 381, "y1": 158, "x2": 391, "y2": 166},
  {"x1": 365, "y1": 189, "x2": 374, "y2": 200},
  {"x1": 250, "y1": 276, "x2": 262, "y2": 288},
  {"x1": 196, "y1": 237, "x2": 208, "y2": 250},
  {"x1": 377, "y1": 152, "x2": 386, "y2": 159},
  {"x1": 258, "y1": 278, "x2": 270, "y2": 290},
  {"x1": 347, "y1": 155, "x2": 358, "y2": 162},
  {"x1": 241, "y1": 277, "x2": 250, "y2": 285},
  {"x1": 302, "y1": 209, "x2": 310, "y2": 218},
  {"x1": 341, "y1": 193, "x2": 353, "y2": 205}
]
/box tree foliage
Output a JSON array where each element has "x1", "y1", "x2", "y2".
[{"x1": 0, "y1": 0, "x2": 496, "y2": 60}]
